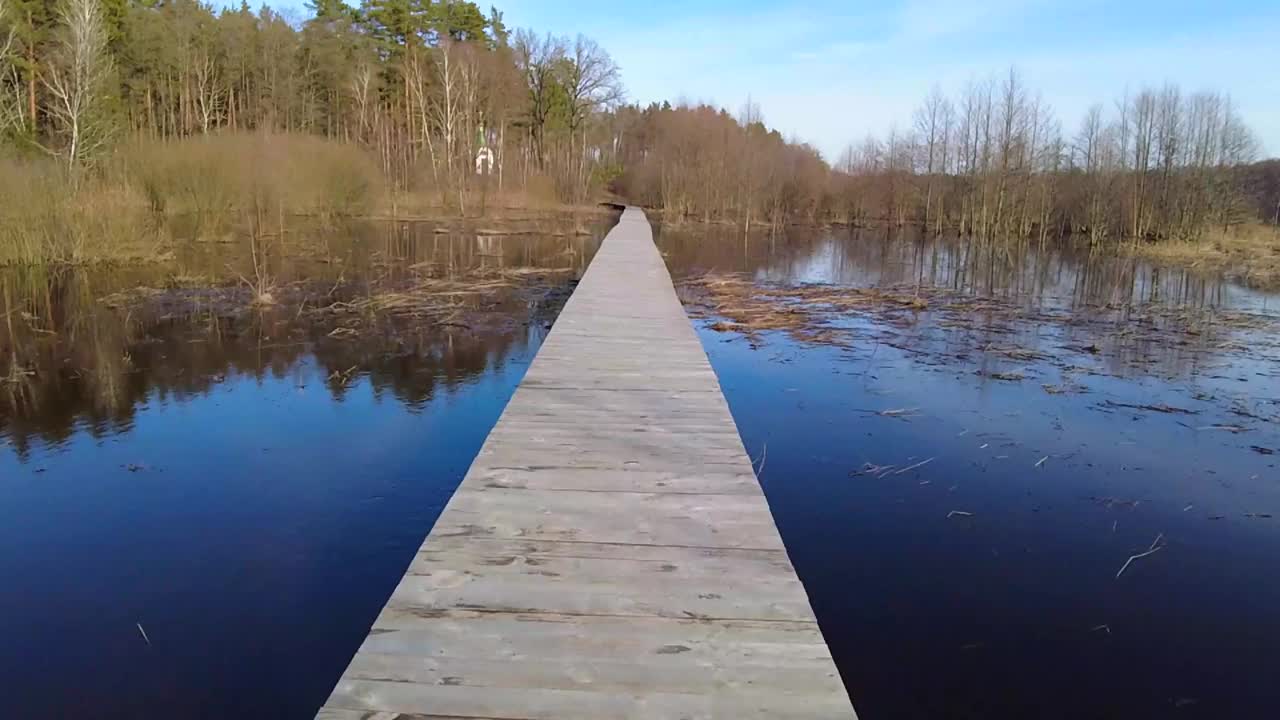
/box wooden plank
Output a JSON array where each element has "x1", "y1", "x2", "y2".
[{"x1": 314, "y1": 208, "x2": 856, "y2": 719}]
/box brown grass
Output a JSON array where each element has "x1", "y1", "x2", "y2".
[
  {"x1": 0, "y1": 133, "x2": 388, "y2": 264},
  {"x1": 123, "y1": 132, "x2": 384, "y2": 229},
  {"x1": 0, "y1": 156, "x2": 163, "y2": 265},
  {"x1": 679, "y1": 272, "x2": 1276, "y2": 357},
  {"x1": 1131, "y1": 223, "x2": 1280, "y2": 289},
  {"x1": 679, "y1": 274, "x2": 934, "y2": 345}
]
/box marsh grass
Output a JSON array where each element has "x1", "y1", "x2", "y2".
[
  {"x1": 124, "y1": 133, "x2": 384, "y2": 231},
  {"x1": 0, "y1": 157, "x2": 162, "y2": 265},
  {"x1": 1132, "y1": 223, "x2": 1280, "y2": 288},
  {"x1": 0, "y1": 133, "x2": 386, "y2": 266}
]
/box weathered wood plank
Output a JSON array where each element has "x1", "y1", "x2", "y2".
[{"x1": 314, "y1": 208, "x2": 856, "y2": 718}]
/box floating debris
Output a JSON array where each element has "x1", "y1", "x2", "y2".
[
  {"x1": 978, "y1": 370, "x2": 1025, "y2": 382},
  {"x1": 1101, "y1": 400, "x2": 1198, "y2": 415},
  {"x1": 1116, "y1": 533, "x2": 1166, "y2": 579},
  {"x1": 1195, "y1": 425, "x2": 1250, "y2": 433},
  {"x1": 850, "y1": 463, "x2": 897, "y2": 478},
  {"x1": 893, "y1": 457, "x2": 935, "y2": 475}
]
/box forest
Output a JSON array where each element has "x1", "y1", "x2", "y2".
[
  {"x1": 0, "y1": 0, "x2": 634, "y2": 263},
  {"x1": 617, "y1": 73, "x2": 1278, "y2": 244},
  {"x1": 0, "y1": 0, "x2": 1277, "y2": 265}
]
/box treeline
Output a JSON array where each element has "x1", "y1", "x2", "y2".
[
  {"x1": 0, "y1": 0, "x2": 623, "y2": 206},
  {"x1": 840, "y1": 70, "x2": 1264, "y2": 243},
  {"x1": 617, "y1": 71, "x2": 1274, "y2": 243},
  {"x1": 1, "y1": 0, "x2": 1275, "y2": 244},
  {"x1": 611, "y1": 100, "x2": 828, "y2": 231}
]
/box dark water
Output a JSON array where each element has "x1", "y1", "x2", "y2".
[
  {"x1": 0, "y1": 221, "x2": 601, "y2": 718},
  {"x1": 656, "y1": 226, "x2": 1280, "y2": 719},
  {"x1": 4, "y1": 218, "x2": 1277, "y2": 719}
]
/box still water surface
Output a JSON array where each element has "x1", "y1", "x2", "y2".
[
  {"x1": 2, "y1": 220, "x2": 1278, "y2": 718},
  {"x1": 659, "y1": 226, "x2": 1279, "y2": 719},
  {"x1": 0, "y1": 221, "x2": 599, "y2": 717}
]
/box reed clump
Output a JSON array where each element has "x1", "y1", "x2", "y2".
[
  {"x1": 0, "y1": 156, "x2": 161, "y2": 265},
  {"x1": 0, "y1": 133, "x2": 386, "y2": 266},
  {"x1": 123, "y1": 132, "x2": 384, "y2": 230},
  {"x1": 1132, "y1": 223, "x2": 1280, "y2": 289}
]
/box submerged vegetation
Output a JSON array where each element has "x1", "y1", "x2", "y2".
[
  {"x1": 678, "y1": 269, "x2": 1280, "y2": 448},
  {"x1": 0, "y1": 220, "x2": 596, "y2": 450}
]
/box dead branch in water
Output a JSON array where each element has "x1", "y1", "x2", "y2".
[
  {"x1": 893, "y1": 457, "x2": 935, "y2": 475},
  {"x1": 850, "y1": 462, "x2": 897, "y2": 478},
  {"x1": 1116, "y1": 533, "x2": 1166, "y2": 579},
  {"x1": 1102, "y1": 400, "x2": 1198, "y2": 415}
]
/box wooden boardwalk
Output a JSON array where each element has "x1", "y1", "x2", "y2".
[{"x1": 316, "y1": 208, "x2": 856, "y2": 719}]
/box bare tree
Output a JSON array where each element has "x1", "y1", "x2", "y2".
[
  {"x1": 0, "y1": 0, "x2": 26, "y2": 134},
  {"x1": 1076, "y1": 103, "x2": 1108, "y2": 243},
  {"x1": 512, "y1": 29, "x2": 564, "y2": 171},
  {"x1": 194, "y1": 46, "x2": 225, "y2": 134},
  {"x1": 42, "y1": 0, "x2": 114, "y2": 169},
  {"x1": 560, "y1": 34, "x2": 622, "y2": 202},
  {"x1": 347, "y1": 57, "x2": 376, "y2": 144},
  {"x1": 914, "y1": 84, "x2": 950, "y2": 231}
]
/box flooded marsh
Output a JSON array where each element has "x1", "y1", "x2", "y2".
[
  {"x1": 0, "y1": 218, "x2": 604, "y2": 718},
  {"x1": 659, "y1": 225, "x2": 1280, "y2": 719},
  {"x1": 2, "y1": 215, "x2": 1278, "y2": 719}
]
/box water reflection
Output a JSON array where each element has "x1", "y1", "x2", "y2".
[
  {"x1": 1, "y1": 221, "x2": 601, "y2": 458},
  {"x1": 657, "y1": 224, "x2": 1280, "y2": 719},
  {"x1": 658, "y1": 225, "x2": 1268, "y2": 313},
  {"x1": 0, "y1": 219, "x2": 602, "y2": 719}
]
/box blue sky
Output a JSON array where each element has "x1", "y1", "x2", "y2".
[{"x1": 246, "y1": 0, "x2": 1280, "y2": 160}]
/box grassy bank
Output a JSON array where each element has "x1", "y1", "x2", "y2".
[
  {"x1": 0, "y1": 158, "x2": 163, "y2": 265},
  {"x1": 0, "y1": 133, "x2": 384, "y2": 265},
  {"x1": 0, "y1": 132, "x2": 604, "y2": 266},
  {"x1": 1131, "y1": 224, "x2": 1280, "y2": 289}
]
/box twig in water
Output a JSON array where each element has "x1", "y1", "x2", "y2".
[
  {"x1": 753, "y1": 442, "x2": 768, "y2": 474},
  {"x1": 1102, "y1": 400, "x2": 1198, "y2": 415},
  {"x1": 850, "y1": 462, "x2": 898, "y2": 478},
  {"x1": 1035, "y1": 456, "x2": 1049, "y2": 468},
  {"x1": 1196, "y1": 425, "x2": 1249, "y2": 433},
  {"x1": 1115, "y1": 533, "x2": 1165, "y2": 579},
  {"x1": 893, "y1": 457, "x2": 935, "y2": 475},
  {"x1": 1090, "y1": 624, "x2": 1112, "y2": 634},
  {"x1": 137, "y1": 622, "x2": 152, "y2": 647},
  {"x1": 947, "y1": 510, "x2": 974, "y2": 519}
]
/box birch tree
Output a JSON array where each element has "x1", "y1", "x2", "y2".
[
  {"x1": 0, "y1": 0, "x2": 26, "y2": 134},
  {"x1": 42, "y1": 0, "x2": 113, "y2": 169}
]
